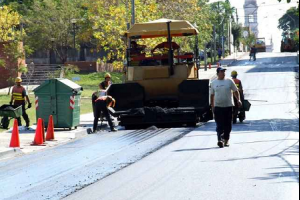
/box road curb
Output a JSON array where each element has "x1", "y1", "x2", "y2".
[{"x1": 0, "y1": 148, "x2": 22, "y2": 160}]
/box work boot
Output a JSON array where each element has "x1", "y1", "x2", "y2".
[
  {"x1": 110, "y1": 127, "x2": 118, "y2": 132},
  {"x1": 217, "y1": 141, "x2": 224, "y2": 148},
  {"x1": 224, "y1": 140, "x2": 230, "y2": 147},
  {"x1": 87, "y1": 128, "x2": 93, "y2": 134}
]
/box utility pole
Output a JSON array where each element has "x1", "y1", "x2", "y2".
[
  {"x1": 218, "y1": 2, "x2": 221, "y2": 50},
  {"x1": 131, "y1": 0, "x2": 135, "y2": 25},
  {"x1": 222, "y1": 21, "x2": 225, "y2": 58},
  {"x1": 213, "y1": 25, "x2": 217, "y2": 64},
  {"x1": 236, "y1": 8, "x2": 239, "y2": 24}
]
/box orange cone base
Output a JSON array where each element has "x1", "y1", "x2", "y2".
[
  {"x1": 30, "y1": 143, "x2": 47, "y2": 146},
  {"x1": 32, "y1": 118, "x2": 45, "y2": 146},
  {"x1": 9, "y1": 119, "x2": 20, "y2": 148},
  {"x1": 30, "y1": 141, "x2": 47, "y2": 147},
  {"x1": 46, "y1": 115, "x2": 55, "y2": 141}
]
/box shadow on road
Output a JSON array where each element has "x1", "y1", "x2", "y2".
[{"x1": 195, "y1": 118, "x2": 299, "y2": 134}]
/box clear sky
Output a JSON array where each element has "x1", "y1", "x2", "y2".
[{"x1": 230, "y1": 0, "x2": 299, "y2": 52}]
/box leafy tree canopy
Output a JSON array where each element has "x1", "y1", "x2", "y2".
[
  {"x1": 0, "y1": 5, "x2": 21, "y2": 42},
  {"x1": 278, "y1": 7, "x2": 299, "y2": 32},
  {"x1": 23, "y1": 0, "x2": 86, "y2": 63}
]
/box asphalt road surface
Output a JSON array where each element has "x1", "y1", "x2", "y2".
[
  {"x1": 65, "y1": 53, "x2": 299, "y2": 200},
  {"x1": 0, "y1": 53, "x2": 298, "y2": 200}
]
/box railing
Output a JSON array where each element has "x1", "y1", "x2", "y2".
[{"x1": 21, "y1": 64, "x2": 62, "y2": 85}]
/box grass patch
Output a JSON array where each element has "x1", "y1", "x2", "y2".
[
  {"x1": 66, "y1": 72, "x2": 124, "y2": 97},
  {"x1": 0, "y1": 72, "x2": 124, "y2": 131}
]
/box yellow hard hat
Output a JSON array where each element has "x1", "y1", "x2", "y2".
[
  {"x1": 105, "y1": 73, "x2": 111, "y2": 78},
  {"x1": 15, "y1": 77, "x2": 22, "y2": 83},
  {"x1": 231, "y1": 71, "x2": 238, "y2": 76}
]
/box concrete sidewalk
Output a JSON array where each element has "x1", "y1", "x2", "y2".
[
  {"x1": 0, "y1": 113, "x2": 94, "y2": 160},
  {"x1": 0, "y1": 52, "x2": 245, "y2": 161}
]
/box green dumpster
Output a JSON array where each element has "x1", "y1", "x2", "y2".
[{"x1": 33, "y1": 79, "x2": 83, "y2": 129}]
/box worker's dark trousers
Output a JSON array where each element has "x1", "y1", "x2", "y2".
[
  {"x1": 93, "y1": 100, "x2": 114, "y2": 132},
  {"x1": 16, "y1": 103, "x2": 30, "y2": 127},
  {"x1": 214, "y1": 107, "x2": 233, "y2": 141}
]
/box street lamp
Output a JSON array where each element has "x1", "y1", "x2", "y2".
[
  {"x1": 71, "y1": 19, "x2": 77, "y2": 49},
  {"x1": 131, "y1": 0, "x2": 135, "y2": 25},
  {"x1": 50, "y1": 38, "x2": 56, "y2": 64},
  {"x1": 71, "y1": 19, "x2": 77, "y2": 61}
]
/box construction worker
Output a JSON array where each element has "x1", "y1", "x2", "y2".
[
  {"x1": 93, "y1": 95, "x2": 117, "y2": 133},
  {"x1": 211, "y1": 67, "x2": 242, "y2": 148},
  {"x1": 231, "y1": 71, "x2": 243, "y2": 92},
  {"x1": 231, "y1": 70, "x2": 245, "y2": 124},
  {"x1": 99, "y1": 73, "x2": 112, "y2": 90},
  {"x1": 10, "y1": 77, "x2": 32, "y2": 129},
  {"x1": 250, "y1": 45, "x2": 257, "y2": 61}
]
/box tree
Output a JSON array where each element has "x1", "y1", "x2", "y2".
[
  {"x1": 0, "y1": 5, "x2": 21, "y2": 42},
  {"x1": 278, "y1": 7, "x2": 299, "y2": 32},
  {"x1": 241, "y1": 33, "x2": 256, "y2": 49},
  {"x1": 23, "y1": 0, "x2": 87, "y2": 64},
  {"x1": 232, "y1": 23, "x2": 242, "y2": 48},
  {"x1": 0, "y1": 5, "x2": 27, "y2": 91},
  {"x1": 157, "y1": 0, "x2": 213, "y2": 49},
  {"x1": 87, "y1": 0, "x2": 214, "y2": 70},
  {"x1": 87, "y1": 0, "x2": 161, "y2": 69}
]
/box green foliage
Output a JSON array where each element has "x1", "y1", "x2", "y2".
[
  {"x1": 23, "y1": 0, "x2": 86, "y2": 63},
  {"x1": 0, "y1": 5, "x2": 21, "y2": 42},
  {"x1": 62, "y1": 64, "x2": 80, "y2": 77},
  {"x1": 241, "y1": 33, "x2": 256, "y2": 49},
  {"x1": 0, "y1": 59, "x2": 5, "y2": 67},
  {"x1": 232, "y1": 23, "x2": 242, "y2": 47},
  {"x1": 1, "y1": 42, "x2": 28, "y2": 85},
  {"x1": 278, "y1": 7, "x2": 299, "y2": 32}
]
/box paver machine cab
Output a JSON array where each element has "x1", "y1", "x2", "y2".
[{"x1": 108, "y1": 19, "x2": 213, "y2": 129}]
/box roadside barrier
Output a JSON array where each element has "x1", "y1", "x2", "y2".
[
  {"x1": 9, "y1": 119, "x2": 20, "y2": 148},
  {"x1": 46, "y1": 115, "x2": 55, "y2": 141}
]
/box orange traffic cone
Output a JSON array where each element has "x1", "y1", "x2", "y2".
[
  {"x1": 41, "y1": 119, "x2": 45, "y2": 142},
  {"x1": 46, "y1": 115, "x2": 55, "y2": 141},
  {"x1": 209, "y1": 63, "x2": 212, "y2": 69},
  {"x1": 31, "y1": 118, "x2": 45, "y2": 146},
  {"x1": 10, "y1": 119, "x2": 20, "y2": 148}
]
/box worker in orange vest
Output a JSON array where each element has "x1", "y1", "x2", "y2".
[
  {"x1": 10, "y1": 77, "x2": 32, "y2": 129},
  {"x1": 231, "y1": 71, "x2": 245, "y2": 124},
  {"x1": 93, "y1": 95, "x2": 117, "y2": 133}
]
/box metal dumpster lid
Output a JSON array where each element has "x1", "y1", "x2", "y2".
[
  {"x1": 58, "y1": 79, "x2": 82, "y2": 90},
  {"x1": 33, "y1": 78, "x2": 83, "y2": 92}
]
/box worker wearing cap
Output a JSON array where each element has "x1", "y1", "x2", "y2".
[
  {"x1": 99, "y1": 73, "x2": 113, "y2": 90},
  {"x1": 210, "y1": 67, "x2": 242, "y2": 148},
  {"x1": 93, "y1": 95, "x2": 117, "y2": 133},
  {"x1": 10, "y1": 77, "x2": 32, "y2": 129},
  {"x1": 231, "y1": 70, "x2": 245, "y2": 124}
]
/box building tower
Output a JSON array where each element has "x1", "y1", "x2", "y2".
[{"x1": 244, "y1": 0, "x2": 259, "y2": 37}]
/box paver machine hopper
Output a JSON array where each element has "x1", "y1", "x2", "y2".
[{"x1": 108, "y1": 19, "x2": 213, "y2": 129}]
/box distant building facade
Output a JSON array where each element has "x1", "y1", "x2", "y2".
[{"x1": 244, "y1": 0, "x2": 259, "y2": 37}]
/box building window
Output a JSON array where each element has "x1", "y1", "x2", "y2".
[{"x1": 249, "y1": 15, "x2": 255, "y2": 23}]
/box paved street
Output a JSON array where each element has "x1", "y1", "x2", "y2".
[
  {"x1": 0, "y1": 52, "x2": 298, "y2": 200},
  {"x1": 65, "y1": 52, "x2": 299, "y2": 200}
]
